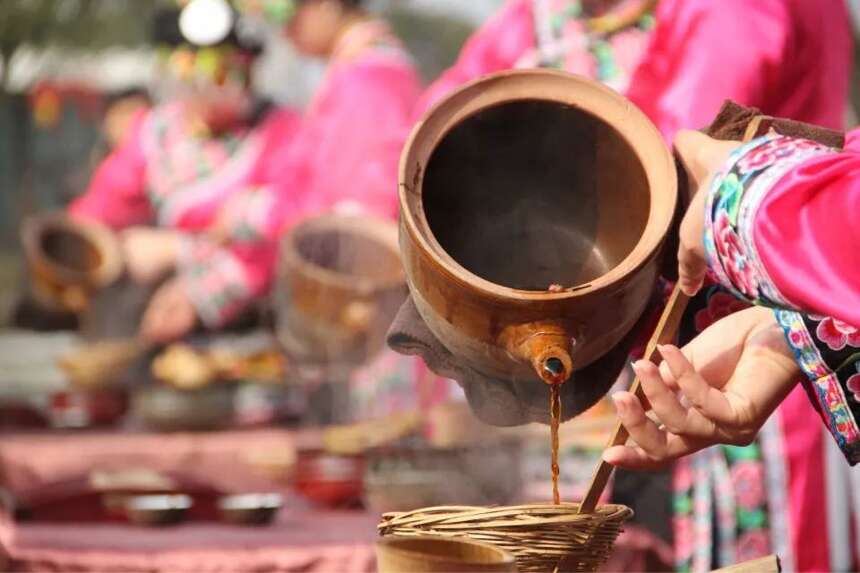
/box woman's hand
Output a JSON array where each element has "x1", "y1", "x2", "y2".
[
  {"x1": 121, "y1": 227, "x2": 181, "y2": 284},
  {"x1": 603, "y1": 306, "x2": 799, "y2": 470},
  {"x1": 140, "y1": 278, "x2": 197, "y2": 343},
  {"x1": 673, "y1": 130, "x2": 740, "y2": 296}
]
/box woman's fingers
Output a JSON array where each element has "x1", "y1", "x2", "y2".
[
  {"x1": 673, "y1": 130, "x2": 715, "y2": 185},
  {"x1": 633, "y1": 360, "x2": 688, "y2": 432},
  {"x1": 676, "y1": 180, "x2": 709, "y2": 297},
  {"x1": 673, "y1": 131, "x2": 740, "y2": 296},
  {"x1": 602, "y1": 445, "x2": 658, "y2": 469},
  {"x1": 611, "y1": 391, "x2": 666, "y2": 455},
  {"x1": 677, "y1": 244, "x2": 707, "y2": 297},
  {"x1": 603, "y1": 433, "x2": 705, "y2": 470},
  {"x1": 659, "y1": 344, "x2": 738, "y2": 426},
  {"x1": 635, "y1": 359, "x2": 719, "y2": 440}
]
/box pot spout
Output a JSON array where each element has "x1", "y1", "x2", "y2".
[{"x1": 500, "y1": 322, "x2": 574, "y2": 385}]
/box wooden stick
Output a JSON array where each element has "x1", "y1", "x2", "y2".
[
  {"x1": 578, "y1": 116, "x2": 770, "y2": 515},
  {"x1": 578, "y1": 283, "x2": 689, "y2": 514}
]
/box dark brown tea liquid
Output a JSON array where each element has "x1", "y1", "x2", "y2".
[{"x1": 550, "y1": 383, "x2": 561, "y2": 505}]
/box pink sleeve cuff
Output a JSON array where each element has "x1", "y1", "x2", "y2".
[{"x1": 703, "y1": 134, "x2": 834, "y2": 307}]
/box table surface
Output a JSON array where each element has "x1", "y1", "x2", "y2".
[
  {"x1": 1, "y1": 508, "x2": 379, "y2": 572},
  {"x1": 0, "y1": 429, "x2": 673, "y2": 572}
]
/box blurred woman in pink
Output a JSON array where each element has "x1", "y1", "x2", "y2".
[
  {"x1": 238, "y1": 0, "x2": 451, "y2": 420},
  {"x1": 413, "y1": 1, "x2": 853, "y2": 571},
  {"x1": 417, "y1": 0, "x2": 849, "y2": 140},
  {"x1": 70, "y1": 0, "x2": 303, "y2": 343},
  {"x1": 272, "y1": 0, "x2": 421, "y2": 223}
]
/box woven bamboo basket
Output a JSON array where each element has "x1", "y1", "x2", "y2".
[{"x1": 378, "y1": 503, "x2": 633, "y2": 572}]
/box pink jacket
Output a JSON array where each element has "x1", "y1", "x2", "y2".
[
  {"x1": 416, "y1": 0, "x2": 851, "y2": 140},
  {"x1": 70, "y1": 103, "x2": 303, "y2": 326}
]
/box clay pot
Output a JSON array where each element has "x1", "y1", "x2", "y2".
[
  {"x1": 376, "y1": 536, "x2": 517, "y2": 573},
  {"x1": 21, "y1": 214, "x2": 122, "y2": 313},
  {"x1": 274, "y1": 214, "x2": 407, "y2": 374},
  {"x1": 399, "y1": 69, "x2": 677, "y2": 386}
]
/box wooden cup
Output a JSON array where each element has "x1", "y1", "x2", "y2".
[{"x1": 376, "y1": 536, "x2": 517, "y2": 573}]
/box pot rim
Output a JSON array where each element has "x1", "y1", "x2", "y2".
[
  {"x1": 279, "y1": 213, "x2": 405, "y2": 293},
  {"x1": 398, "y1": 69, "x2": 677, "y2": 302}
]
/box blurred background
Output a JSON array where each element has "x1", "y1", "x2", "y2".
[
  {"x1": 3, "y1": 0, "x2": 860, "y2": 310},
  {"x1": 3, "y1": 1, "x2": 860, "y2": 315},
  {"x1": 0, "y1": 0, "x2": 504, "y2": 309}
]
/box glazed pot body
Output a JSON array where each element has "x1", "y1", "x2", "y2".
[
  {"x1": 399, "y1": 70, "x2": 677, "y2": 384},
  {"x1": 275, "y1": 214, "x2": 407, "y2": 373}
]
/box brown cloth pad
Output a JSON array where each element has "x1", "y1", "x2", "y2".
[
  {"x1": 388, "y1": 295, "x2": 657, "y2": 427},
  {"x1": 705, "y1": 100, "x2": 844, "y2": 147}
]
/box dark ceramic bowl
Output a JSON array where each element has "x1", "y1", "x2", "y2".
[
  {"x1": 124, "y1": 494, "x2": 192, "y2": 526},
  {"x1": 218, "y1": 493, "x2": 283, "y2": 526}
]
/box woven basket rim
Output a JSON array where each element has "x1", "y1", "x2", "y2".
[
  {"x1": 378, "y1": 503, "x2": 634, "y2": 573},
  {"x1": 379, "y1": 503, "x2": 633, "y2": 531}
]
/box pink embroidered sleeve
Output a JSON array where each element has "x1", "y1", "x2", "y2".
[
  {"x1": 703, "y1": 133, "x2": 860, "y2": 463},
  {"x1": 68, "y1": 110, "x2": 153, "y2": 228},
  {"x1": 626, "y1": 0, "x2": 789, "y2": 142},
  {"x1": 703, "y1": 134, "x2": 860, "y2": 324},
  {"x1": 176, "y1": 215, "x2": 277, "y2": 328},
  {"x1": 176, "y1": 109, "x2": 304, "y2": 329},
  {"x1": 413, "y1": 0, "x2": 535, "y2": 119}
]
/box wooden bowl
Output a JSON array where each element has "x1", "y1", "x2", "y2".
[
  {"x1": 376, "y1": 535, "x2": 517, "y2": 573},
  {"x1": 21, "y1": 214, "x2": 122, "y2": 313},
  {"x1": 274, "y1": 214, "x2": 407, "y2": 374},
  {"x1": 399, "y1": 69, "x2": 677, "y2": 386}
]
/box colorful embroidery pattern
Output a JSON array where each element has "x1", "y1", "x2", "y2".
[
  {"x1": 703, "y1": 135, "x2": 833, "y2": 309},
  {"x1": 527, "y1": 0, "x2": 654, "y2": 91},
  {"x1": 776, "y1": 310, "x2": 860, "y2": 464},
  {"x1": 673, "y1": 445, "x2": 771, "y2": 572},
  {"x1": 179, "y1": 236, "x2": 252, "y2": 327},
  {"x1": 144, "y1": 103, "x2": 248, "y2": 208}
]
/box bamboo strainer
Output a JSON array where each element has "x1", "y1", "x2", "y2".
[{"x1": 378, "y1": 503, "x2": 633, "y2": 572}]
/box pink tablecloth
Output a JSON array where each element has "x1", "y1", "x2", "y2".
[
  {"x1": 0, "y1": 429, "x2": 316, "y2": 496},
  {"x1": 0, "y1": 508, "x2": 378, "y2": 572},
  {"x1": 0, "y1": 429, "x2": 378, "y2": 572},
  {"x1": 0, "y1": 430, "x2": 672, "y2": 572}
]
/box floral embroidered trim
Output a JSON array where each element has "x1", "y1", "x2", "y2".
[
  {"x1": 776, "y1": 310, "x2": 860, "y2": 465},
  {"x1": 178, "y1": 236, "x2": 252, "y2": 327},
  {"x1": 704, "y1": 135, "x2": 833, "y2": 308}
]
